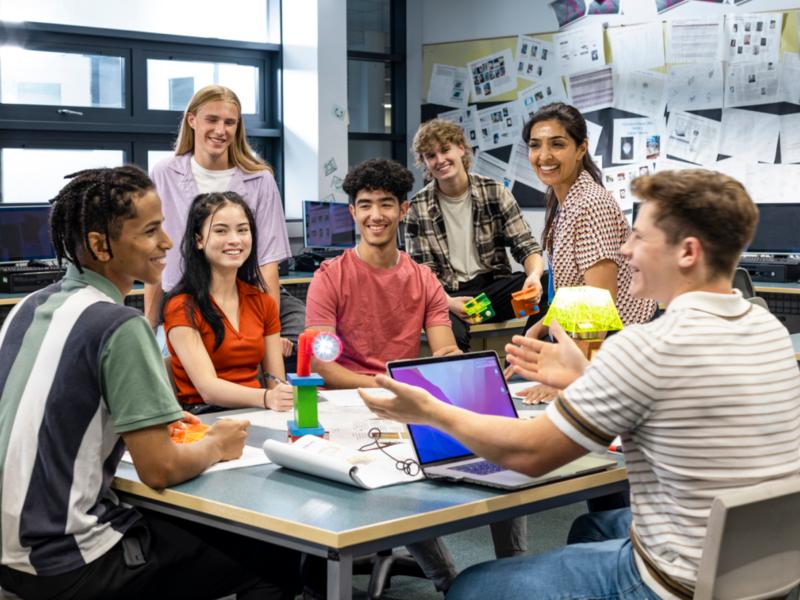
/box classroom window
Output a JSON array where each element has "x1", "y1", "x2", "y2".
[
  {"x1": 347, "y1": 0, "x2": 391, "y2": 54},
  {"x1": 148, "y1": 150, "x2": 175, "y2": 174},
  {"x1": 0, "y1": 47, "x2": 125, "y2": 109},
  {"x1": 348, "y1": 60, "x2": 392, "y2": 134},
  {"x1": 1, "y1": 148, "x2": 126, "y2": 204}
]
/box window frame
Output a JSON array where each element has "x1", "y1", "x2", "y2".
[{"x1": 0, "y1": 20, "x2": 282, "y2": 202}]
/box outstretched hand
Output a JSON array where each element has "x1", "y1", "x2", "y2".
[
  {"x1": 504, "y1": 319, "x2": 589, "y2": 390},
  {"x1": 358, "y1": 375, "x2": 436, "y2": 425}
]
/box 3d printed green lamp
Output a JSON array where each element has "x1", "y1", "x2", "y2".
[{"x1": 542, "y1": 286, "x2": 624, "y2": 341}]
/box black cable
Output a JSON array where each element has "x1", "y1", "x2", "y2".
[{"x1": 358, "y1": 427, "x2": 422, "y2": 478}]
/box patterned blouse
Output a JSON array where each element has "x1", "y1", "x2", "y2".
[{"x1": 549, "y1": 170, "x2": 657, "y2": 326}]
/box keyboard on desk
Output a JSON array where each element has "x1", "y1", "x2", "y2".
[
  {"x1": 450, "y1": 461, "x2": 506, "y2": 476},
  {"x1": 0, "y1": 265, "x2": 65, "y2": 273}
]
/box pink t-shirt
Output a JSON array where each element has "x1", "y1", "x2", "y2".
[{"x1": 305, "y1": 249, "x2": 451, "y2": 376}]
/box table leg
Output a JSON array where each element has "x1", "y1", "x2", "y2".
[{"x1": 327, "y1": 549, "x2": 353, "y2": 600}]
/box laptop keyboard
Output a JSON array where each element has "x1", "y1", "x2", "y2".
[{"x1": 450, "y1": 461, "x2": 507, "y2": 476}]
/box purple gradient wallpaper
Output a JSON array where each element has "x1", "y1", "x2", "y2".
[{"x1": 390, "y1": 356, "x2": 517, "y2": 464}]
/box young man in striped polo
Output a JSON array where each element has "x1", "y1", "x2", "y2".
[
  {"x1": 360, "y1": 169, "x2": 800, "y2": 600},
  {"x1": 0, "y1": 166, "x2": 299, "y2": 599}
]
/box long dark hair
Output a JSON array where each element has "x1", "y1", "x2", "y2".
[
  {"x1": 521, "y1": 103, "x2": 603, "y2": 252},
  {"x1": 161, "y1": 192, "x2": 267, "y2": 350}
]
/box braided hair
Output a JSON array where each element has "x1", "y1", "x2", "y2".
[{"x1": 49, "y1": 165, "x2": 154, "y2": 273}]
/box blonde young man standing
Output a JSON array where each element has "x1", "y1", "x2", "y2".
[
  {"x1": 361, "y1": 170, "x2": 800, "y2": 600},
  {"x1": 407, "y1": 118, "x2": 545, "y2": 352}
]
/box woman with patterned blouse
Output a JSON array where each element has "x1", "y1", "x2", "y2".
[{"x1": 516, "y1": 103, "x2": 657, "y2": 404}]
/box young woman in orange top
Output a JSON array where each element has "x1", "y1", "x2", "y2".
[{"x1": 162, "y1": 191, "x2": 293, "y2": 414}]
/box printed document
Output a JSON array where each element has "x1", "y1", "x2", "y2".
[
  {"x1": 718, "y1": 108, "x2": 779, "y2": 164},
  {"x1": 666, "y1": 62, "x2": 724, "y2": 112},
  {"x1": 471, "y1": 151, "x2": 511, "y2": 186},
  {"x1": 723, "y1": 60, "x2": 781, "y2": 108},
  {"x1": 612, "y1": 118, "x2": 663, "y2": 165},
  {"x1": 506, "y1": 138, "x2": 547, "y2": 193},
  {"x1": 724, "y1": 12, "x2": 782, "y2": 64},
  {"x1": 515, "y1": 35, "x2": 560, "y2": 82},
  {"x1": 614, "y1": 70, "x2": 667, "y2": 120},
  {"x1": 477, "y1": 101, "x2": 524, "y2": 150},
  {"x1": 586, "y1": 120, "x2": 603, "y2": 156},
  {"x1": 665, "y1": 16, "x2": 724, "y2": 64},
  {"x1": 779, "y1": 113, "x2": 800, "y2": 164},
  {"x1": 566, "y1": 64, "x2": 615, "y2": 113},
  {"x1": 553, "y1": 25, "x2": 606, "y2": 77},
  {"x1": 122, "y1": 444, "x2": 270, "y2": 474},
  {"x1": 427, "y1": 63, "x2": 469, "y2": 108},
  {"x1": 656, "y1": 0, "x2": 689, "y2": 13},
  {"x1": 744, "y1": 164, "x2": 800, "y2": 204},
  {"x1": 778, "y1": 52, "x2": 800, "y2": 105},
  {"x1": 438, "y1": 108, "x2": 480, "y2": 149},
  {"x1": 468, "y1": 49, "x2": 516, "y2": 100},
  {"x1": 607, "y1": 23, "x2": 665, "y2": 73},
  {"x1": 518, "y1": 80, "x2": 569, "y2": 121},
  {"x1": 603, "y1": 163, "x2": 656, "y2": 212},
  {"x1": 665, "y1": 111, "x2": 721, "y2": 166}
]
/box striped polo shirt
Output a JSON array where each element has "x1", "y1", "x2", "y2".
[
  {"x1": 0, "y1": 266, "x2": 183, "y2": 576},
  {"x1": 547, "y1": 290, "x2": 800, "y2": 600}
]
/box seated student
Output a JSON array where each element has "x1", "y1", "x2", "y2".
[
  {"x1": 303, "y1": 158, "x2": 526, "y2": 595},
  {"x1": 0, "y1": 167, "x2": 299, "y2": 600},
  {"x1": 360, "y1": 169, "x2": 800, "y2": 600},
  {"x1": 162, "y1": 191, "x2": 294, "y2": 414},
  {"x1": 406, "y1": 118, "x2": 545, "y2": 352}
]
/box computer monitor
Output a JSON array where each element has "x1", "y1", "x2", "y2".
[
  {"x1": 0, "y1": 205, "x2": 56, "y2": 262},
  {"x1": 303, "y1": 201, "x2": 356, "y2": 248},
  {"x1": 746, "y1": 203, "x2": 800, "y2": 255}
]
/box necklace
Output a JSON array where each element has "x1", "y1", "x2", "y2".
[{"x1": 355, "y1": 245, "x2": 401, "y2": 267}]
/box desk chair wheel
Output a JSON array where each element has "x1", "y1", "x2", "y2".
[{"x1": 353, "y1": 548, "x2": 428, "y2": 600}]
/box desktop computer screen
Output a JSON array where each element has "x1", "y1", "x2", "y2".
[
  {"x1": 0, "y1": 205, "x2": 56, "y2": 262},
  {"x1": 746, "y1": 203, "x2": 800, "y2": 255},
  {"x1": 303, "y1": 201, "x2": 356, "y2": 248}
]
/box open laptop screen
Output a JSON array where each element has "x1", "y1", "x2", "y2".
[{"x1": 388, "y1": 353, "x2": 518, "y2": 465}]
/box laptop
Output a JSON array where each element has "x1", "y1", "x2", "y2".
[
  {"x1": 302, "y1": 200, "x2": 356, "y2": 258},
  {"x1": 386, "y1": 352, "x2": 616, "y2": 491}
]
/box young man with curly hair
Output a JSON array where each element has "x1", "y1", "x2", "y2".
[
  {"x1": 408, "y1": 118, "x2": 545, "y2": 352},
  {"x1": 303, "y1": 158, "x2": 526, "y2": 595}
]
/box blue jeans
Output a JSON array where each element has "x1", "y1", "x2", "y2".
[{"x1": 446, "y1": 508, "x2": 661, "y2": 600}]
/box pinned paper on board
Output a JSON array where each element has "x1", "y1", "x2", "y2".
[
  {"x1": 549, "y1": 0, "x2": 621, "y2": 29},
  {"x1": 724, "y1": 13, "x2": 782, "y2": 64},
  {"x1": 666, "y1": 62, "x2": 724, "y2": 112},
  {"x1": 612, "y1": 118, "x2": 663, "y2": 165},
  {"x1": 607, "y1": 23, "x2": 666, "y2": 73},
  {"x1": 467, "y1": 49, "x2": 516, "y2": 100},
  {"x1": 518, "y1": 80, "x2": 570, "y2": 121},
  {"x1": 614, "y1": 70, "x2": 668, "y2": 120},
  {"x1": 566, "y1": 64, "x2": 615, "y2": 113},
  {"x1": 655, "y1": 0, "x2": 689, "y2": 14},
  {"x1": 724, "y1": 60, "x2": 781, "y2": 108},
  {"x1": 428, "y1": 63, "x2": 469, "y2": 108},
  {"x1": 718, "y1": 108, "x2": 779, "y2": 164},
  {"x1": 666, "y1": 16, "x2": 724, "y2": 63},
  {"x1": 323, "y1": 158, "x2": 337, "y2": 176},
  {"x1": 331, "y1": 176, "x2": 344, "y2": 191},
  {"x1": 665, "y1": 111, "x2": 722, "y2": 166},
  {"x1": 476, "y1": 101, "x2": 524, "y2": 150},
  {"x1": 331, "y1": 104, "x2": 346, "y2": 122},
  {"x1": 438, "y1": 107, "x2": 480, "y2": 149},
  {"x1": 553, "y1": 25, "x2": 606, "y2": 76},
  {"x1": 515, "y1": 36, "x2": 560, "y2": 82}
]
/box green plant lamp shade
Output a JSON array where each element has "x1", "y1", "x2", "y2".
[{"x1": 542, "y1": 286, "x2": 624, "y2": 338}]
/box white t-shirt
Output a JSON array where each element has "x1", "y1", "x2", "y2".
[
  {"x1": 190, "y1": 156, "x2": 237, "y2": 194},
  {"x1": 546, "y1": 290, "x2": 800, "y2": 599},
  {"x1": 437, "y1": 188, "x2": 491, "y2": 283}
]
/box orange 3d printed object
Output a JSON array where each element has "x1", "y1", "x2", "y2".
[
  {"x1": 511, "y1": 289, "x2": 541, "y2": 318},
  {"x1": 171, "y1": 423, "x2": 210, "y2": 444}
]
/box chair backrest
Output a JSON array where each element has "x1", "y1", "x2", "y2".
[
  {"x1": 746, "y1": 296, "x2": 769, "y2": 312},
  {"x1": 694, "y1": 477, "x2": 800, "y2": 600},
  {"x1": 733, "y1": 267, "x2": 756, "y2": 299},
  {"x1": 163, "y1": 355, "x2": 179, "y2": 397}
]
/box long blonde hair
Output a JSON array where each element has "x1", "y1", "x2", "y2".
[{"x1": 174, "y1": 85, "x2": 273, "y2": 175}]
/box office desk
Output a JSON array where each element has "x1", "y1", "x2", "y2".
[
  {"x1": 112, "y1": 407, "x2": 627, "y2": 600},
  {"x1": 791, "y1": 333, "x2": 800, "y2": 361}
]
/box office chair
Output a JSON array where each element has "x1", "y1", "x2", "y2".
[
  {"x1": 353, "y1": 548, "x2": 428, "y2": 599},
  {"x1": 694, "y1": 477, "x2": 800, "y2": 600},
  {"x1": 733, "y1": 267, "x2": 770, "y2": 311}
]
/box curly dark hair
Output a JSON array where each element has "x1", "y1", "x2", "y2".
[
  {"x1": 342, "y1": 158, "x2": 415, "y2": 204},
  {"x1": 49, "y1": 165, "x2": 154, "y2": 273}
]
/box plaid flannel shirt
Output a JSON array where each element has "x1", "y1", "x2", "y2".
[{"x1": 405, "y1": 173, "x2": 542, "y2": 293}]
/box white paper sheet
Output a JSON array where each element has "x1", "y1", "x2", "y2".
[
  {"x1": 665, "y1": 16, "x2": 724, "y2": 64},
  {"x1": 587, "y1": 120, "x2": 603, "y2": 156},
  {"x1": 471, "y1": 151, "x2": 511, "y2": 186},
  {"x1": 438, "y1": 107, "x2": 481, "y2": 149},
  {"x1": 665, "y1": 111, "x2": 722, "y2": 166},
  {"x1": 780, "y1": 113, "x2": 800, "y2": 165},
  {"x1": 778, "y1": 52, "x2": 800, "y2": 105},
  {"x1": 515, "y1": 35, "x2": 560, "y2": 82},
  {"x1": 121, "y1": 444, "x2": 270, "y2": 474},
  {"x1": 509, "y1": 381, "x2": 537, "y2": 398},
  {"x1": 477, "y1": 101, "x2": 525, "y2": 150},
  {"x1": 723, "y1": 59, "x2": 781, "y2": 108},
  {"x1": 327, "y1": 418, "x2": 407, "y2": 447},
  {"x1": 718, "y1": 108, "x2": 779, "y2": 164},
  {"x1": 566, "y1": 64, "x2": 615, "y2": 113},
  {"x1": 602, "y1": 163, "x2": 654, "y2": 211},
  {"x1": 612, "y1": 118, "x2": 663, "y2": 165},
  {"x1": 614, "y1": 70, "x2": 668, "y2": 120},
  {"x1": 744, "y1": 164, "x2": 800, "y2": 204},
  {"x1": 553, "y1": 25, "x2": 606, "y2": 77},
  {"x1": 517, "y1": 80, "x2": 570, "y2": 121},
  {"x1": 607, "y1": 23, "x2": 666, "y2": 73},
  {"x1": 467, "y1": 49, "x2": 516, "y2": 100},
  {"x1": 318, "y1": 388, "x2": 394, "y2": 408},
  {"x1": 225, "y1": 403, "x2": 376, "y2": 430},
  {"x1": 666, "y1": 62, "x2": 724, "y2": 112},
  {"x1": 656, "y1": 0, "x2": 690, "y2": 13},
  {"x1": 428, "y1": 63, "x2": 470, "y2": 108},
  {"x1": 724, "y1": 13, "x2": 782, "y2": 64},
  {"x1": 710, "y1": 157, "x2": 748, "y2": 182},
  {"x1": 506, "y1": 138, "x2": 548, "y2": 193}
]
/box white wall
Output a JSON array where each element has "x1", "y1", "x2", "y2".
[{"x1": 406, "y1": 0, "x2": 800, "y2": 269}]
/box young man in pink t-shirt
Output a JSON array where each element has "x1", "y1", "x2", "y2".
[
  {"x1": 303, "y1": 159, "x2": 527, "y2": 596},
  {"x1": 305, "y1": 158, "x2": 459, "y2": 388}
]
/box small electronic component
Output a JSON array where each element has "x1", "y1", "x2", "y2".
[{"x1": 464, "y1": 293, "x2": 495, "y2": 323}]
